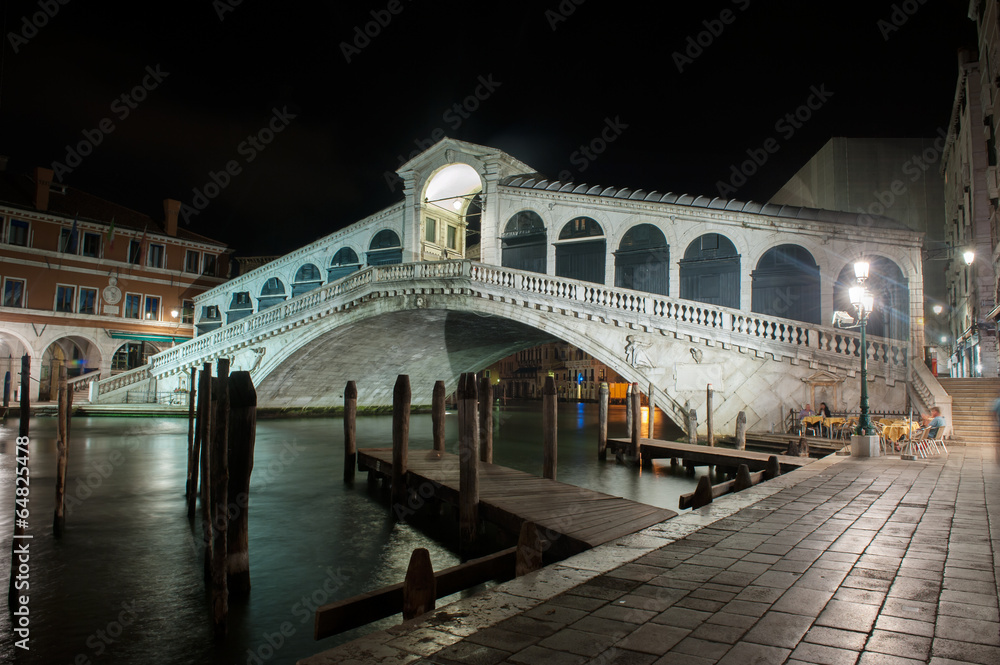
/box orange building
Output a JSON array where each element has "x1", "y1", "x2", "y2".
[{"x1": 0, "y1": 164, "x2": 230, "y2": 401}]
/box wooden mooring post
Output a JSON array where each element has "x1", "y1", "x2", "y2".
[
  {"x1": 18, "y1": 355, "x2": 28, "y2": 438},
  {"x1": 735, "y1": 411, "x2": 747, "y2": 451},
  {"x1": 542, "y1": 376, "x2": 557, "y2": 480},
  {"x1": 630, "y1": 382, "x2": 641, "y2": 459},
  {"x1": 8, "y1": 355, "x2": 30, "y2": 611},
  {"x1": 432, "y1": 380, "x2": 446, "y2": 453},
  {"x1": 186, "y1": 367, "x2": 197, "y2": 499},
  {"x1": 479, "y1": 375, "x2": 493, "y2": 464},
  {"x1": 53, "y1": 364, "x2": 68, "y2": 537},
  {"x1": 402, "y1": 548, "x2": 435, "y2": 620},
  {"x1": 625, "y1": 383, "x2": 633, "y2": 435},
  {"x1": 458, "y1": 373, "x2": 479, "y2": 554},
  {"x1": 687, "y1": 406, "x2": 698, "y2": 445},
  {"x1": 210, "y1": 358, "x2": 230, "y2": 636},
  {"x1": 227, "y1": 371, "x2": 256, "y2": 598},
  {"x1": 190, "y1": 365, "x2": 210, "y2": 520},
  {"x1": 199, "y1": 363, "x2": 213, "y2": 559},
  {"x1": 706, "y1": 384, "x2": 714, "y2": 447},
  {"x1": 343, "y1": 381, "x2": 357, "y2": 483},
  {"x1": 647, "y1": 381, "x2": 655, "y2": 440},
  {"x1": 391, "y1": 375, "x2": 411, "y2": 511},
  {"x1": 597, "y1": 382, "x2": 609, "y2": 461}
]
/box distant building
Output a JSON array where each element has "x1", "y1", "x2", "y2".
[
  {"x1": 0, "y1": 164, "x2": 230, "y2": 400},
  {"x1": 494, "y1": 342, "x2": 624, "y2": 401}
]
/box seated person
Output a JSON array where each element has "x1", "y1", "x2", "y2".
[
  {"x1": 923, "y1": 407, "x2": 946, "y2": 439},
  {"x1": 818, "y1": 402, "x2": 832, "y2": 418},
  {"x1": 799, "y1": 404, "x2": 814, "y2": 419}
]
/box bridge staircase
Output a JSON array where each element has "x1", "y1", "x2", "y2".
[{"x1": 937, "y1": 378, "x2": 1000, "y2": 446}]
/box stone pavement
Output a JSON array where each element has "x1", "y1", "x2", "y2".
[{"x1": 300, "y1": 448, "x2": 1000, "y2": 665}]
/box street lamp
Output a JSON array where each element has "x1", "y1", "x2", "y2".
[{"x1": 851, "y1": 261, "x2": 876, "y2": 436}]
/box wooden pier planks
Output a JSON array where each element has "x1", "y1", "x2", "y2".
[
  {"x1": 357, "y1": 448, "x2": 676, "y2": 554},
  {"x1": 606, "y1": 438, "x2": 813, "y2": 473}
]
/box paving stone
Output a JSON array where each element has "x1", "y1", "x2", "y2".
[
  {"x1": 833, "y1": 587, "x2": 885, "y2": 606},
  {"x1": 742, "y1": 611, "x2": 814, "y2": 649},
  {"x1": 718, "y1": 599, "x2": 770, "y2": 618},
  {"x1": 934, "y1": 616, "x2": 1000, "y2": 646},
  {"x1": 803, "y1": 626, "x2": 869, "y2": 651},
  {"x1": 788, "y1": 641, "x2": 860, "y2": 664},
  {"x1": 873, "y1": 614, "x2": 935, "y2": 638},
  {"x1": 492, "y1": 615, "x2": 563, "y2": 638},
  {"x1": 715, "y1": 642, "x2": 791, "y2": 665},
  {"x1": 591, "y1": 604, "x2": 657, "y2": 625},
  {"x1": 937, "y1": 601, "x2": 1000, "y2": 622},
  {"x1": 651, "y1": 652, "x2": 716, "y2": 665},
  {"x1": 590, "y1": 647, "x2": 658, "y2": 665},
  {"x1": 431, "y1": 640, "x2": 511, "y2": 665},
  {"x1": 546, "y1": 594, "x2": 607, "y2": 612},
  {"x1": 615, "y1": 589, "x2": 687, "y2": 612},
  {"x1": 705, "y1": 611, "x2": 757, "y2": 629},
  {"x1": 865, "y1": 629, "x2": 931, "y2": 661},
  {"x1": 733, "y1": 585, "x2": 785, "y2": 604},
  {"x1": 651, "y1": 606, "x2": 712, "y2": 629},
  {"x1": 537, "y1": 628, "x2": 617, "y2": 657},
  {"x1": 464, "y1": 625, "x2": 542, "y2": 653},
  {"x1": 881, "y1": 597, "x2": 937, "y2": 622},
  {"x1": 939, "y1": 589, "x2": 1000, "y2": 608},
  {"x1": 855, "y1": 651, "x2": 927, "y2": 664},
  {"x1": 568, "y1": 615, "x2": 635, "y2": 640},
  {"x1": 505, "y1": 645, "x2": 589, "y2": 665},
  {"x1": 615, "y1": 623, "x2": 690, "y2": 655},
  {"x1": 523, "y1": 603, "x2": 589, "y2": 626},
  {"x1": 795, "y1": 568, "x2": 849, "y2": 592},
  {"x1": 772, "y1": 587, "x2": 833, "y2": 616},
  {"x1": 931, "y1": 638, "x2": 1000, "y2": 665},
  {"x1": 671, "y1": 636, "x2": 732, "y2": 660},
  {"x1": 815, "y1": 599, "x2": 879, "y2": 632}
]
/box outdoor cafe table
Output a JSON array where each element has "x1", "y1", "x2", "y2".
[
  {"x1": 883, "y1": 421, "x2": 919, "y2": 442},
  {"x1": 802, "y1": 416, "x2": 847, "y2": 438}
]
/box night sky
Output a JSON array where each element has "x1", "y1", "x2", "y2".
[{"x1": 0, "y1": 0, "x2": 976, "y2": 256}]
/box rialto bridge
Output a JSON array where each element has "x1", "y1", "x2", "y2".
[{"x1": 93, "y1": 138, "x2": 948, "y2": 435}]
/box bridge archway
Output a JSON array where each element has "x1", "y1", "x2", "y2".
[
  {"x1": 329, "y1": 247, "x2": 361, "y2": 283},
  {"x1": 751, "y1": 244, "x2": 821, "y2": 324},
  {"x1": 39, "y1": 335, "x2": 102, "y2": 400},
  {"x1": 420, "y1": 163, "x2": 484, "y2": 261},
  {"x1": 259, "y1": 277, "x2": 288, "y2": 310},
  {"x1": 680, "y1": 233, "x2": 740, "y2": 308},
  {"x1": 834, "y1": 257, "x2": 908, "y2": 340},
  {"x1": 292, "y1": 263, "x2": 323, "y2": 297},
  {"x1": 500, "y1": 210, "x2": 547, "y2": 274},
  {"x1": 555, "y1": 217, "x2": 606, "y2": 284},
  {"x1": 615, "y1": 223, "x2": 669, "y2": 296}
]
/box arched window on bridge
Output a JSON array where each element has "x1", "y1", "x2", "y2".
[
  {"x1": 556, "y1": 217, "x2": 606, "y2": 285},
  {"x1": 501, "y1": 211, "x2": 547, "y2": 274},
  {"x1": 227, "y1": 291, "x2": 253, "y2": 324},
  {"x1": 834, "y1": 257, "x2": 909, "y2": 341},
  {"x1": 292, "y1": 263, "x2": 323, "y2": 297},
  {"x1": 679, "y1": 233, "x2": 740, "y2": 309},
  {"x1": 328, "y1": 248, "x2": 361, "y2": 282},
  {"x1": 367, "y1": 230, "x2": 402, "y2": 266},
  {"x1": 615, "y1": 224, "x2": 669, "y2": 296},
  {"x1": 751, "y1": 245, "x2": 820, "y2": 324},
  {"x1": 258, "y1": 277, "x2": 287, "y2": 311}
]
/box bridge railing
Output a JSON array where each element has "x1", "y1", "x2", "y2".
[{"x1": 139, "y1": 259, "x2": 906, "y2": 391}]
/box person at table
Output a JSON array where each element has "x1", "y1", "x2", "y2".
[
  {"x1": 922, "y1": 407, "x2": 945, "y2": 439},
  {"x1": 818, "y1": 402, "x2": 831, "y2": 418},
  {"x1": 799, "y1": 404, "x2": 814, "y2": 419}
]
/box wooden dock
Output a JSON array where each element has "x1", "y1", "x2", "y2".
[
  {"x1": 607, "y1": 438, "x2": 814, "y2": 474},
  {"x1": 358, "y1": 448, "x2": 677, "y2": 560}
]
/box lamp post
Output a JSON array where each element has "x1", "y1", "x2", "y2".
[{"x1": 851, "y1": 261, "x2": 876, "y2": 436}]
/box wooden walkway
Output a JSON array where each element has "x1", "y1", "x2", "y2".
[
  {"x1": 358, "y1": 448, "x2": 677, "y2": 559},
  {"x1": 607, "y1": 438, "x2": 814, "y2": 473}
]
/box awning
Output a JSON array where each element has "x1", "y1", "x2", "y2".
[{"x1": 108, "y1": 331, "x2": 190, "y2": 344}]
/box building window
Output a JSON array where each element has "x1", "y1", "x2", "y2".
[
  {"x1": 181, "y1": 299, "x2": 194, "y2": 324},
  {"x1": 144, "y1": 295, "x2": 160, "y2": 320},
  {"x1": 124, "y1": 293, "x2": 142, "y2": 319},
  {"x1": 425, "y1": 217, "x2": 437, "y2": 243},
  {"x1": 7, "y1": 219, "x2": 29, "y2": 246},
  {"x1": 202, "y1": 305, "x2": 220, "y2": 319},
  {"x1": 81, "y1": 232, "x2": 101, "y2": 258},
  {"x1": 112, "y1": 342, "x2": 155, "y2": 371},
  {"x1": 147, "y1": 244, "x2": 164, "y2": 269},
  {"x1": 128, "y1": 240, "x2": 142, "y2": 265},
  {"x1": 233, "y1": 291, "x2": 252, "y2": 307},
  {"x1": 185, "y1": 250, "x2": 200, "y2": 273},
  {"x1": 447, "y1": 225, "x2": 457, "y2": 250},
  {"x1": 78, "y1": 287, "x2": 97, "y2": 315},
  {"x1": 59, "y1": 228, "x2": 78, "y2": 254},
  {"x1": 3, "y1": 278, "x2": 25, "y2": 307},
  {"x1": 55, "y1": 285, "x2": 76, "y2": 312},
  {"x1": 202, "y1": 254, "x2": 217, "y2": 276}
]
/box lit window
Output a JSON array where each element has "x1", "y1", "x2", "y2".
[
  {"x1": 202, "y1": 254, "x2": 217, "y2": 276},
  {"x1": 55, "y1": 285, "x2": 76, "y2": 312},
  {"x1": 202, "y1": 305, "x2": 220, "y2": 319},
  {"x1": 147, "y1": 244, "x2": 164, "y2": 269},
  {"x1": 7, "y1": 219, "x2": 29, "y2": 246},
  {"x1": 185, "y1": 250, "x2": 200, "y2": 273},
  {"x1": 425, "y1": 217, "x2": 437, "y2": 243},
  {"x1": 181, "y1": 300, "x2": 195, "y2": 324},
  {"x1": 144, "y1": 296, "x2": 160, "y2": 320},
  {"x1": 3, "y1": 278, "x2": 25, "y2": 307},
  {"x1": 81, "y1": 232, "x2": 101, "y2": 258},
  {"x1": 124, "y1": 293, "x2": 142, "y2": 319},
  {"x1": 447, "y1": 225, "x2": 457, "y2": 250},
  {"x1": 79, "y1": 287, "x2": 97, "y2": 315}
]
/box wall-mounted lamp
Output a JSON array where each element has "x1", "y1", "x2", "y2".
[
  {"x1": 170, "y1": 309, "x2": 179, "y2": 318},
  {"x1": 932, "y1": 304, "x2": 944, "y2": 315},
  {"x1": 963, "y1": 250, "x2": 975, "y2": 265}
]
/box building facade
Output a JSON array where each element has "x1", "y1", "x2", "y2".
[{"x1": 0, "y1": 165, "x2": 230, "y2": 401}]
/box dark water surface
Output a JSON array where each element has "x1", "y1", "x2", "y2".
[{"x1": 0, "y1": 402, "x2": 702, "y2": 665}]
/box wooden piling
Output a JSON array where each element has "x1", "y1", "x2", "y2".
[
  {"x1": 479, "y1": 375, "x2": 493, "y2": 464},
  {"x1": 647, "y1": 382, "x2": 656, "y2": 440},
  {"x1": 625, "y1": 383, "x2": 633, "y2": 434},
  {"x1": 733, "y1": 464, "x2": 753, "y2": 492},
  {"x1": 53, "y1": 365, "x2": 68, "y2": 537},
  {"x1": 687, "y1": 407, "x2": 698, "y2": 445},
  {"x1": 391, "y1": 375, "x2": 411, "y2": 511},
  {"x1": 199, "y1": 364, "x2": 213, "y2": 549},
  {"x1": 432, "y1": 380, "x2": 446, "y2": 453},
  {"x1": 186, "y1": 366, "x2": 197, "y2": 499},
  {"x1": 735, "y1": 410, "x2": 747, "y2": 451},
  {"x1": 210, "y1": 358, "x2": 230, "y2": 636},
  {"x1": 630, "y1": 382, "x2": 641, "y2": 459},
  {"x1": 516, "y1": 521, "x2": 544, "y2": 576},
  {"x1": 8, "y1": 356, "x2": 30, "y2": 610},
  {"x1": 227, "y1": 371, "x2": 256, "y2": 598},
  {"x1": 598, "y1": 382, "x2": 609, "y2": 461},
  {"x1": 18, "y1": 355, "x2": 28, "y2": 438},
  {"x1": 189, "y1": 367, "x2": 209, "y2": 520},
  {"x1": 402, "y1": 548, "x2": 435, "y2": 620},
  {"x1": 542, "y1": 376, "x2": 557, "y2": 480},
  {"x1": 458, "y1": 373, "x2": 479, "y2": 554},
  {"x1": 706, "y1": 384, "x2": 714, "y2": 447},
  {"x1": 764, "y1": 455, "x2": 781, "y2": 480},
  {"x1": 343, "y1": 381, "x2": 357, "y2": 483}
]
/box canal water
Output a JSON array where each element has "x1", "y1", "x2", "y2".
[{"x1": 0, "y1": 402, "x2": 702, "y2": 665}]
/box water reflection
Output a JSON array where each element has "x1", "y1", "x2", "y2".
[{"x1": 0, "y1": 402, "x2": 700, "y2": 664}]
